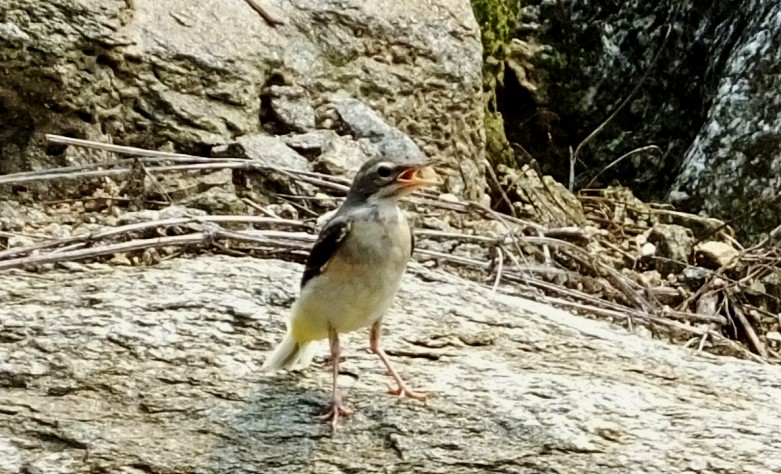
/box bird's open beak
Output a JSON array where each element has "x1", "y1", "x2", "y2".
[{"x1": 396, "y1": 165, "x2": 439, "y2": 189}]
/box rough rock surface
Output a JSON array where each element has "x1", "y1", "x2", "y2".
[
  {"x1": 1, "y1": 255, "x2": 780, "y2": 473},
  {"x1": 508, "y1": 0, "x2": 781, "y2": 240},
  {"x1": 669, "y1": 0, "x2": 781, "y2": 239},
  {"x1": 0, "y1": 0, "x2": 485, "y2": 198}
]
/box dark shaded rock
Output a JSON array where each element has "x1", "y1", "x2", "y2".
[
  {"x1": 669, "y1": 1, "x2": 781, "y2": 241},
  {"x1": 506, "y1": 0, "x2": 780, "y2": 241},
  {"x1": 647, "y1": 223, "x2": 695, "y2": 274}
]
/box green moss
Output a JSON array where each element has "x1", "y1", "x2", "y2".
[
  {"x1": 470, "y1": 0, "x2": 521, "y2": 166},
  {"x1": 471, "y1": 0, "x2": 519, "y2": 58},
  {"x1": 485, "y1": 110, "x2": 514, "y2": 166}
]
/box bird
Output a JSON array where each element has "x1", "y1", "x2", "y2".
[{"x1": 262, "y1": 153, "x2": 438, "y2": 426}]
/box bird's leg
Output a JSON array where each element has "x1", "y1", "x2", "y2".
[
  {"x1": 370, "y1": 321, "x2": 428, "y2": 401},
  {"x1": 318, "y1": 326, "x2": 353, "y2": 428}
]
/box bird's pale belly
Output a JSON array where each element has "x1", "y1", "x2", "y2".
[{"x1": 290, "y1": 255, "x2": 406, "y2": 342}]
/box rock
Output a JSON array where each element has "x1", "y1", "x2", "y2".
[
  {"x1": 0, "y1": 0, "x2": 484, "y2": 198},
  {"x1": 313, "y1": 134, "x2": 375, "y2": 178},
  {"x1": 639, "y1": 242, "x2": 656, "y2": 258},
  {"x1": 327, "y1": 98, "x2": 424, "y2": 163},
  {"x1": 57, "y1": 261, "x2": 88, "y2": 272},
  {"x1": 118, "y1": 205, "x2": 207, "y2": 225},
  {"x1": 681, "y1": 266, "x2": 711, "y2": 287},
  {"x1": 600, "y1": 186, "x2": 655, "y2": 228},
  {"x1": 42, "y1": 222, "x2": 70, "y2": 239},
  {"x1": 151, "y1": 169, "x2": 235, "y2": 201},
  {"x1": 0, "y1": 255, "x2": 780, "y2": 472},
  {"x1": 669, "y1": 1, "x2": 781, "y2": 241},
  {"x1": 180, "y1": 189, "x2": 247, "y2": 215},
  {"x1": 0, "y1": 200, "x2": 49, "y2": 231},
  {"x1": 6, "y1": 234, "x2": 34, "y2": 248},
  {"x1": 213, "y1": 134, "x2": 314, "y2": 196},
  {"x1": 214, "y1": 134, "x2": 310, "y2": 171},
  {"x1": 280, "y1": 130, "x2": 339, "y2": 155},
  {"x1": 452, "y1": 242, "x2": 488, "y2": 261},
  {"x1": 655, "y1": 210, "x2": 730, "y2": 241},
  {"x1": 420, "y1": 215, "x2": 453, "y2": 231},
  {"x1": 510, "y1": 1, "x2": 780, "y2": 242},
  {"x1": 268, "y1": 85, "x2": 316, "y2": 133},
  {"x1": 264, "y1": 203, "x2": 298, "y2": 220},
  {"x1": 497, "y1": 164, "x2": 587, "y2": 226},
  {"x1": 438, "y1": 193, "x2": 460, "y2": 203},
  {"x1": 693, "y1": 241, "x2": 740, "y2": 269},
  {"x1": 743, "y1": 270, "x2": 781, "y2": 316},
  {"x1": 636, "y1": 270, "x2": 662, "y2": 288},
  {"x1": 647, "y1": 223, "x2": 695, "y2": 274}
]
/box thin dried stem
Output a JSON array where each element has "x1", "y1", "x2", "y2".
[{"x1": 569, "y1": 24, "x2": 672, "y2": 191}]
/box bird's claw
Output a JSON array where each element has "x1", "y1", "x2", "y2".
[
  {"x1": 318, "y1": 399, "x2": 354, "y2": 429},
  {"x1": 386, "y1": 383, "x2": 429, "y2": 402}
]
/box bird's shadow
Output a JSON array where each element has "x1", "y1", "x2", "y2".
[
  {"x1": 203, "y1": 357, "x2": 435, "y2": 471},
  {"x1": 204, "y1": 371, "x2": 331, "y2": 470},
  {"x1": 204, "y1": 358, "x2": 404, "y2": 468}
]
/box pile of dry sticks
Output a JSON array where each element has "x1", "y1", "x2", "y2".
[{"x1": 0, "y1": 135, "x2": 779, "y2": 363}]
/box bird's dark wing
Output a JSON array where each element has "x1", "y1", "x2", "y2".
[
  {"x1": 301, "y1": 216, "x2": 353, "y2": 288},
  {"x1": 409, "y1": 221, "x2": 415, "y2": 257}
]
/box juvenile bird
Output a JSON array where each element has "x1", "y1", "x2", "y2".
[{"x1": 262, "y1": 154, "x2": 438, "y2": 426}]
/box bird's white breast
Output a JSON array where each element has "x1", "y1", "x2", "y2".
[{"x1": 292, "y1": 204, "x2": 411, "y2": 340}]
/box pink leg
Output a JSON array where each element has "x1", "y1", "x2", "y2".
[
  {"x1": 370, "y1": 321, "x2": 428, "y2": 401},
  {"x1": 317, "y1": 327, "x2": 353, "y2": 428}
]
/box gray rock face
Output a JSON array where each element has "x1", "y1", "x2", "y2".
[
  {"x1": 313, "y1": 134, "x2": 376, "y2": 178},
  {"x1": 229, "y1": 134, "x2": 310, "y2": 171},
  {"x1": 280, "y1": 129, "x2": 339, "y2": 155},
  {"x1": 0, "y1": 0, "x2": 485, "y2": 197},
  {"x1": 268, "y1": 85, "x2": 316, "y2": 133},
  {"x1": 510, "y1": 0, "x2": 780, "y2": 240},
  {"x1": 670, "y1": 1, "x2": 781, "y2": 238},
  {"x1": 328, "y1": 98, "x2": 423, "y2": 162},
  {"x1": 1, "y1": 255, "x2": 780, "y2": 472}
]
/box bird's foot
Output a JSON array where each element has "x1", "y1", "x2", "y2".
[
  {"x1": 387, "y1": 382, "x2": 429, "y2": 402},
  {"x1": 317, "y1": 398, "x2": 354, "y2": 428}
]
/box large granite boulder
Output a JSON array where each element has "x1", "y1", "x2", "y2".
[
  {"x1": 505, "y1": 0, "x2": 780, "y2": 241},
  {"x1": 0, "y1": 0, "x2": 485, "y2": 198},
  {"x1": 1, "y1": 255, "x2": 780, "y2": 472}
]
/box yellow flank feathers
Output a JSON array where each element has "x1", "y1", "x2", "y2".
[{"x1": 289, "y1": 306, "x2": 326, "y2": 343}]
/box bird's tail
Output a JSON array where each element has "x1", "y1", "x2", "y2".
[{"x1": 262, "y1": 332, "x2": 316, "y2": 371}]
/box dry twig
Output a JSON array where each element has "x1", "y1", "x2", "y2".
[
  {"x1": 242, "y1": 0, "x2": 286, "y2": 26},
  {"x1": 0, "y1": 134, "x2": 774, "y2": 364}
]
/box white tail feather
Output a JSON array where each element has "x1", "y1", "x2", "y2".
[{"x1": 262, "y1": 333, "x2": 316, "y2": 371}]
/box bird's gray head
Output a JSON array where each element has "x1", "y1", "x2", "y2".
[{"x1": 344, "y1": 155, "x2": 438, "y2": 205}]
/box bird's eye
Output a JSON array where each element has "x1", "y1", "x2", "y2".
[{"x1": 376, "y1": 164, "x2": 393, "y2": 178}]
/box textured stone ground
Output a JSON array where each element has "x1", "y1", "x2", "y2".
[{"x1": 0, "y1": 255, "x2": 779, "y2": 473}]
